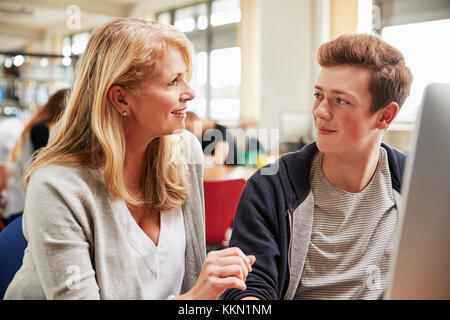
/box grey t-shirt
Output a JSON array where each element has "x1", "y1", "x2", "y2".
[{"x1": 295, "y1": 148, "x2": 398, "y2": 299}]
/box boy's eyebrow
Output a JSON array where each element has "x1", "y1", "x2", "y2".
[{"x1": 314, "y1": 85, "x2": 359, "y2": 102}]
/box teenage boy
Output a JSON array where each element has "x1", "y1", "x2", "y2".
[{"x1": 222, "y1": 33, "x2": 413, "y2": 300}]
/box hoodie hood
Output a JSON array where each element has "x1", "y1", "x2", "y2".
[{"x1": 274, "y1": 142, "x2": 404, "y2": 214}]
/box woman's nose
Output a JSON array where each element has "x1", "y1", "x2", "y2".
[{"x1": 181, "y1": 85, "x2": 195, "y2": 102}]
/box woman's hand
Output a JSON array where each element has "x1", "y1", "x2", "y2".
[{"x1": 176, "y1": 247, "x2": 256, "y2": 300}]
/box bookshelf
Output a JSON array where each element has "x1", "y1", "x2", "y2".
[{"x1": 0, "y1": 53, "x2": 75, "y2": 118}]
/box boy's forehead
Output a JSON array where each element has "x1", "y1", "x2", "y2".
[{"x1": 316, "y1": 65, "x2": 371, "y2": 94}]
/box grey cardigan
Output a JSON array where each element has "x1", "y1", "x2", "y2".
[{"x1": 5, "y1": 131, "x2": 206, "y2": 299}]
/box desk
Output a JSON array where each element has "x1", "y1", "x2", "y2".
[{"x1": 204, "y1": 165, "x2": 257, "y2": 181}]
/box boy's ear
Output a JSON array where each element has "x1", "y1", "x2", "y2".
[
  {"x1": 107, "y1": 85, "x2": 130, "y2": 116},
  {"x1": 376, "y1": 102, "x2": 400, "y2": 130}
]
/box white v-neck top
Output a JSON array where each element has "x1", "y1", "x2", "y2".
[{"x1": 123, "y1": 204, "x2": 186, "y2": 300}]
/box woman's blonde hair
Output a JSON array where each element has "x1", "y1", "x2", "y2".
[{"x1": 24, "y1": 18, "x2": 193, "y2": 210}]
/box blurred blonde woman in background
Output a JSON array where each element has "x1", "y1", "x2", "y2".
[
  {"x1": 5, "y1": 18, "x2": 254, "y2": 300},
  {"x1": 0, "y1": 89, "x2": 67, "y2": 226}
]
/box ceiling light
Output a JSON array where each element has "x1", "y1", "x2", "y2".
[{"x1": 13, "y1": 55, "x2": 24, "y2": 67}]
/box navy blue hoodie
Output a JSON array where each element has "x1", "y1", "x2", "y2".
[{"x1": 222, "y1": 142, "x2": 405, "y2": 300}]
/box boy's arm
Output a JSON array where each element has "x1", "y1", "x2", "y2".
[{"x1": 222, "y1": 175, "x2": 282, "y2": 300}]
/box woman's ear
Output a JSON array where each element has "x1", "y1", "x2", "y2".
[
  {"x1": 376, "y1": 102, "x2": 400, "y2": 130},
  {"x1": 108, "y1": 85, "x2": 130, "y2": 116}
]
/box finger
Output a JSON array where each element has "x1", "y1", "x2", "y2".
[
  {"x1": 247, "y1": 255, "x2": 256, "y2": 266},
  {"x1": 216, "y1": 264, "x2": 247, "y2": 281},
  {"x1": 204, "y1": 256, "x2": 249, "y2": 280},
  {"x1": 214, "y1": 276, "x2": 247, "y2": 292},
  {"x1": 202, "y1": 260, "x2": 248, "y2": 282},
  {"x1": 208, "y1": 248, "x2": 251, "y2": 274},
  {"x1": 210, "y1": 255, "x2": 250, "y2": 277},
  {"x1": 213, "y1": 247, "x2": 252, "y2": 269}
]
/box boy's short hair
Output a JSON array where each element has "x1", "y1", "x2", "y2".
[{"x1": 317, "y1": 33, "x2": 413, "y2": 114}]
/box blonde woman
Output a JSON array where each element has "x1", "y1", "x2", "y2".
[{"x1": 4, "y1": 18, "x2": 254, "y2": 300}]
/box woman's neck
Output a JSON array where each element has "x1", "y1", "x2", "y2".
[{"x1": 123, "y1": 131, "x2": 154, "y2": 197}]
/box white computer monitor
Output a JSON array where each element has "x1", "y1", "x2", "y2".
[{"x1": 385, "y1": 83, "x2": 450, "y2": 299}]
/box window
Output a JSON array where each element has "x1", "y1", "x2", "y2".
[
  {"x1": 157, "y1": 0, "x2": 241, "y2": 125},
  {"x1": 210, "y1": 46, "x2": 241, "y2": 121},
  {"x1": 382, "y1": 19, "x2": 450, "y2": 123},
  {"x1": 211, "y1": 0, "x2": 241, "y2": 26},
  {"x1": 367, "y1": 0, "x2": 450, "y2": 124}
]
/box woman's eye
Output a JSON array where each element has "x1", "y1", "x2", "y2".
[{"x1": 169, "y1": 78, "x2": 179, "y2": 86}]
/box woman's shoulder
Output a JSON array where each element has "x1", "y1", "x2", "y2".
[
  {"x1": 177, "y1": 129, "x2": 200, "y2": 146},
  {"x1": 29, "y1": 165, "x2": 103, "y2": 195},
  {"x1": 31, "y1": 164, "x2": 98, "y2": 180},
  {"x1": 176, "y1": 130, "x2": 204, "y2": 166}
]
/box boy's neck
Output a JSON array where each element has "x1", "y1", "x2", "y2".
[{"x1": 321, "y1": 145, "x2": 381, "y2": 193}]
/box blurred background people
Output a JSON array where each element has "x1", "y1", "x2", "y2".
[
  {"x1": 0, "y1": 116, "x2": 24, "y2": 164},
  {"x1": 0, "y1": 115, "x2": 24, "y2": 226},
  {"x1": 185, "y1": 111, "x2": 238, "y2": 165},
  {"x1": 1, "y1": 88, "x2": 67, "y2": 226}
]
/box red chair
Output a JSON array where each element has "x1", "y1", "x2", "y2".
[{"x1": 203, "y1": 179, "x2": 246, "y2": 250}]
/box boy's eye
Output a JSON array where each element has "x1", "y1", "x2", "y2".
[
  {"x1": 336, "y1": 98, "x2": 348, "y2": 104},
  {"x1": 314, "y1": 92, "x2": 323, "y2": 99}
]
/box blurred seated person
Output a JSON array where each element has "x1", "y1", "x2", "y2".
[
  {"x1": 0, "y1": 163, "x2": 6, "y2": 227},
  {"x1": 0, "y1": 114, "x2": 24, "y2": 222},
  {"x1": 185, "y1": 111, "x2": 238, "y2": 165},
  {"x1": 1, "y1": 89, "x2": 67, "y2": 226},
  {"x1": 0, "y1": 114, "x2": 24, "y2": 163}
]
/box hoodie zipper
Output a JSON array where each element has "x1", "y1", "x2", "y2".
[{"x1": 283, "y1": 208, "x2": 293, "y2": 300}]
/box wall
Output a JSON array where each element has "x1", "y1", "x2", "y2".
[
  {"x1": 330, "y1": 0, "x2": 358, "y2": 39},
  {"x1": 258, "y1": 0, "x2": 315, "y2": 151}
]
